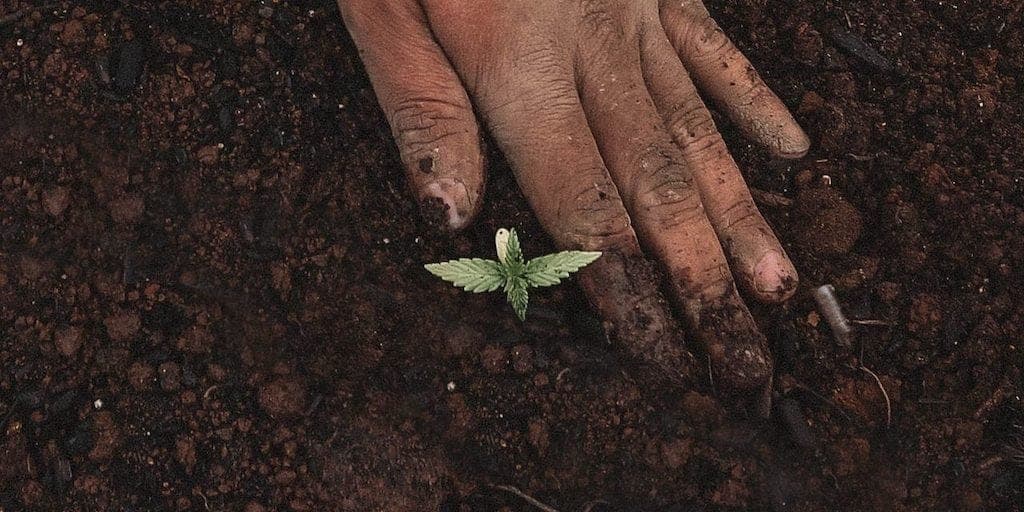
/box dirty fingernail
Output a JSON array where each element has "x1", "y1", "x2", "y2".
[
  {"x1": 754, "y1": 251, "x2": 798, "y2": 302},
  {"x1": 420, "y1": 179, "x2": 471, "y2": 231},
  {"x1": 774, "y1": 124, "x2": 811, "y2": 159}
]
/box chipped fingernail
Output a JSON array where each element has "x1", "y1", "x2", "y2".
[{"x1": 421, "y1": 179, "x2": 470, "y2": 231}]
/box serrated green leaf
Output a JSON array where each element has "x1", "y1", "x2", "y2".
[
  {"x1": 425, "y1": 258, "x2": 506, "y2": 293},
  {"x1": 505, "y1": 278, "x2": 529, "y2": 321},
  {"x1": 524, "y1": 251, "x2": 602, "y2": 287},
  {"x1": 504, "y1": 228, "x2": 523, "y2": 265}
]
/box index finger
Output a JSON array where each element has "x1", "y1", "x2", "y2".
[{"x1": 660, "y1": 0, "x2": 811, "y2": 159}]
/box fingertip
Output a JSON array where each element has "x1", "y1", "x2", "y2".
[
  {"x1": 695, "y1": 294, "x2": 773, "y2": 390},
  {"x1": 749, "y1": 250, "x2": 799, "y2": 303},
  {"x1": 772, "y1": 121, "x2": 811, "y2": 160},
  {"x1": 420, "y1": 178, "x2": 477, "y2": 231}
]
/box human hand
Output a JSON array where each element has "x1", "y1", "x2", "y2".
[{"x1": 339, "y1": 0, "x2": 809, "y2": 391}]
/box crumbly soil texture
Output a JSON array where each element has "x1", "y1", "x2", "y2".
[{"x1": 1, "y1": 1, "x2": 1022, "y2": 511}]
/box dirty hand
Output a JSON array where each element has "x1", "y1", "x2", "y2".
[{"x1": 340, "y1": 0, "x2": 809, "y2": 390}]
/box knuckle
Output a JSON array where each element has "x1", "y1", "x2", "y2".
[
  {"x1": 665, "y1": 100, "x2": 719, "y2": 147},
  {"x1": 512, "y1": 40, "x2": 568, "y2": 77},
  {"x1": 690, "y1": 262, "x2": 734, "y2": 298},
  {"x1": 681, "y1": 129, "x2": 728, "y2": 159},
  {"x1": 389, "y1": 97, "x2": 472, "y2": 158},
  {"x1": 718, "y1": 197, "x2": 761, "y2": 231},
  {"x1": 483, "y1": 75, "x2": 578, "y2": 135},
  {"x1": 632, "y1": 147, "x2": 704, "y2": 229},
  {"x1": 558, "y1": 173, "x2": 635, "y2": 250},
  {"x1": 681, "y1": 14, "x2": 734, "y2": 62},
  {"x1": 579, "y1": 0, "x2": 622, "y2": 40}
]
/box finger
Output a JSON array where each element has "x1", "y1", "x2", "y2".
[
  {"x1": 660, "y1": 0, "x2": 810, "y2": 159},
  {"x1": 499, "y1": 84, "x2": 703, "y2": 387},
  {"x1": 339, "y1": 0, "x2": 484, "y2": 230},
  {"x1": 574, "y1": 29, "x2": 771, "y2": 389},
  {"x1": 452, "y1": 40, "x2": 699, "y2": 385},
  {"x1": 640, "y1": 25, "x2": 798, "y2": 303}
]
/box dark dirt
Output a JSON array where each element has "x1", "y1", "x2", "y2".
[{"x1": 1, "y1": 1, "x2": 1023, "y2": 511}]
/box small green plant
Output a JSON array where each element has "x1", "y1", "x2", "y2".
[{"x1": 425, "y1": 228, "x2": 602, "y2": 321}]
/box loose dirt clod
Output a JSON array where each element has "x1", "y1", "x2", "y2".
[
  {"x1": 42, "y1": 186, "x2": 70, "y2": 217},
  {"x1": 792, "y1": 187, "x2": 863, "y2": 256},
  {"x1": 54, "y1": 326, "x2": 84, "y2": 357},
  {"x1": 258, "y1": 377, "x2": 307, "y2": 417}
]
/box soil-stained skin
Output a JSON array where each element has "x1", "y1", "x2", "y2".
[
  {"x1": 3, "y1": 1, "x2": 1024, "y2": 510},
  {"x1": 577, "y1": 250, "x2": 772, "y2": 393},
  {"x1": 577, "y1": 250, "x2": 701, "y2": 388},
  {"x1": 690, "y1": 291, "x2": 773, "y2": 391}
]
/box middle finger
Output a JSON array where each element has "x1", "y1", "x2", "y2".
[
  {"x1": 573, "y1": 4, "x2": 771, "y2": 390},
  {"x1": 640, "y1": 16, "x2": 799, "y2": 304}
]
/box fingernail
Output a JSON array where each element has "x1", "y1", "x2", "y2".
[
  {"x1": 776, "y1": 125, "x2": 812, "y2": 159},
  {"x1": 421, "y1": 179, "x2": 471, "y2": 231},
  {"x1": 754, "y1": 251, "x2": 798, "y2": 300}
]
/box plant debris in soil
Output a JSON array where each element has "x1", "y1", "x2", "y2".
[{"x1": 1, "y1": 1, "x2": 1023, "y2": 511}]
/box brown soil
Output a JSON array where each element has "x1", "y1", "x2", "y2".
[{"x1": 2, "y1": 1, "x2": 1023, "y2": 511}]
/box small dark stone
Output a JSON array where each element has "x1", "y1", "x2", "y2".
[
  {"x1": 56, "y1": 458, "x2": 72, "y2": 482},
  {"x1": 172, "y1": 147, "x2": 190, "y2": 166},
  {"x1": 947, "y1": 458, "x2": 966, "y2": 479},
  {"x1": 827, "y1": 25, "x2": 897, "y2": 75},
  {"x1": 49, "y1": 390, "x2": 79, "y2": 415},
  {"x1": 15, "y1": 390, "x2": 43, "y2": 409},
  {"x1": 218, "y1": 106, "x2": 234, "y2": 132},
  {"x1": 777, "y1": 397, "x2": 820, "y2": 451},
  {"x1": 63, "y1": 430, "x2": 94, "y2": 456},
  {"x1": 181, "y1": 365, "x2": 198, "y2": 387},
  {"x1": 113, "y1": 38, "x2": 147, "y2": 94}
]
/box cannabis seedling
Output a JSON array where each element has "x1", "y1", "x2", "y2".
[{"x1": 425, "y1": 228, "x2": 602, "y2": 321}]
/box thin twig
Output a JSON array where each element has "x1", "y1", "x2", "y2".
[
  {"x1": 850, "y1": 319, "x2": 892, "y2": 327},
  {"x1": 974, "y1": 376, "x2": 1013, "y2": 420},
  {"x1": 197, "y1": 490, "x2": 210, "y2": 511},
  {"x1": 491, "y1": 485, "x2": 561, "y2": 512},
  {"x1": 859, "y1": 366, "x2": 892, "y2": 427},
  {"x1": 706, "y1": 354, "x2": 715, "y2": 391},
  {"x1": 847, "y1": 153, "x2": 878, "y2": 162},
  {"x1": 582, "y1": 500, "x2": 609, "y2": 512}
]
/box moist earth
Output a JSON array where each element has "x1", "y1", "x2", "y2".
[{"x1": 1, "y1": 1, "x2": 1023, "y2": 511}]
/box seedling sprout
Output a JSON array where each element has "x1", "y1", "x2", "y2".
[{"x1": 425, "y1": 228, "x2": 601, "y2": 320}]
